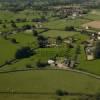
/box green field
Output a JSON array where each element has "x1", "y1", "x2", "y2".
[
  {"x1": 0, "y1": 70, "x2": 100, "y2": 100},
  {"x1": 43, "y1": 18, "x2": 90, "y2": 29},
  {"x1": 42, "y1": 30, "x2": 79, "y2": 38}
]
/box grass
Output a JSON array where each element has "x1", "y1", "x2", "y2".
[
  {"x1": 0, "y1": 94, "x2": 78, "y2": 100},
  {"x1": 77, "y1": 46, "x2": 100, "y2": 75},
  {"x1": 0, "y1": 70, "x2": 100, "y2": 100},
  {"x1": 83, "y1": 14, "x2": 100, "y2": 21},
  {"x1": 0, "y1": 10, "x2": 42, "y2": 21},
  {"x1": 42, "y1": 30, "x2": 79, "y2": 38},
  {"x1": 0, "y1": 32, "x2": 38, "y2": 68},
  {"x1": 9, "y1": 33, "x2": 37, "y2": 47},
  {"x1": 0, "y1": 46, "x2": 68, "y2": 71},
  {"x1": 0, "y1": 37, "x2": 17, "y2": 65},
  {"x1": 42, "y1": 18, "x2": 90, "y2": 30}
]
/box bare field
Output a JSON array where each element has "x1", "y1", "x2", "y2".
[{"x1": 82, "y1": 21, "x2": 100, "y2": 29}]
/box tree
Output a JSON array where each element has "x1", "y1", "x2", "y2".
[
  {"x1": 2, "y1": 32, "x2": 8, "y2": 40},
  {"x1": 56, "y1": 90, "x2": 64, "y2": 96},
  {"x1": 95, "y1": 92, "x2": 100, "y2": 100},
  {"x1": 15, "y1": 46, "x2": 35, "y2": 59},
  {"x1": 22, "y1": 25, "x2": 32, "y2": 30},
  {"x1": 40, "y1": 16, "x2": 48, "y2": 22},
  {"x1": 56, "y1": 89, "x2": 68, "y2": 96},
  {"x1": 37, "y1": 35, "x2": 48, "y2": 48},
  {"x1": 2, "y1": 24, "x2": 7, "y2": 28},
  {"x1": 56, "y1": 36, "x2": 63, "y2": 45},
  {"x1": 0, "y1": 20, "x2": 2, "y2": 24},
  {"x1": 33, "y1": 30, "x2": 39, "y2": 37},
  {"x1": 26, "y1": 64, "x2": 32, "y2": 68},
  {"x1": 65, "y1": 26, "x2": 75, "y2": 31},
  {"x1": 11, "y1": 22, "x2": 17, "y2": 28},
  {"x1": 94, "y1": 41, "x2": 100, "y2": 59},
  {"x1": 11, "y1": 38, "x2": 18, "y2": 44},
  {"x1": 36, "y1": 60, "x2": 48, "y2": 68}
]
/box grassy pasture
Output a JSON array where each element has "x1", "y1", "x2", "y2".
[
  {"x1": 77, "y1": 46, "x2": 100, "y2": 75},
  {"x1": 43, "y1": 18, "x2": 90, "y2": 30},
  {"x1": 0, "y1": 37, "x2": 17, "y2": 65},
  {"x1": 42, "y1": 30, "x2": 79, "y2": 38},
  {"x1": 0, "y1": 70, "x2": 100, "y2": 100}
]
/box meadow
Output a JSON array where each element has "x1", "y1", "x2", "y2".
[{"x1": 0, "y1": 70, "x2": 100, "y2": 100}]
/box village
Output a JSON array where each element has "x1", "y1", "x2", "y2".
[{"x1": 0, "y1": 6, "x2": 100, "y2": 70}]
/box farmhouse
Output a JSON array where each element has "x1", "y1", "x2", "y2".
[
  {"x1": 97, "y1": 32, "x2": 100, "y2": 40},
  {"x1": 35, "y1": 22, "x2": 43, "y2": 28},
  {"x1": 85, "y1": 46, "x2": 94, "y2": 60},
  {"x1": 91, "y1": 32, "x2": 100, "y2": 40},
  {"x1": 48, "y1": 60, "x2": 55, "y2": 66},
  {"x1": 46, "y1": 38, "x2": 59, "y2": 47}
]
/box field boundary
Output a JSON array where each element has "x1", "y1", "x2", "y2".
[
  {"x1": 0, "y1": 68, "x2": 100, "y2": 80},
  {"x1": 0, "y1": 91, "x2": 94, "y2": 97}
]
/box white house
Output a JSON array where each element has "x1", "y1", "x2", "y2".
[
  {"x1": 97, "y1": 32, "x2": 100, "y2": 40},
  {"x1": 48, "y1": 60, "x2": 55, "y2": 65}
]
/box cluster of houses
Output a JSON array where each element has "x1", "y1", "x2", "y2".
[
  {"x1": 84, "y1": 32, "x2": 100, "y2": 60},
  {"x1": 48, "y1": 57, "x2": 75, "y2": 69},
  {"x1": 46, "y1": 36, "x2": 75, "y2": 48},
  {"x1": 53, "y1": 7, "x2": 86, "y2": 19}
]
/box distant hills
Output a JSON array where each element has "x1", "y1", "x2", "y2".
[
  {"x1": 0, "y1": 0, "x2": 98, "y2": 4},
  {"x1": 0, "y1": 0, "x2": 99, "y2": 8}
]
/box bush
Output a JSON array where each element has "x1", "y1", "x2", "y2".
[
  {"x1": 65, "y1": 26, "x2": 75, "y2": 31},
  {"x1": 94, "y1": 41, "x2": 100, "y2": 59},
  {"x1": 36, "y1": 60, "x2": 48, "y2": 68},
  {"x1": 11, "y1": 38, "x2": 18, "y2": 44},
  {"x1": 26, "y1": 64, "x2": 33, "y2": 68},
  {"x1": 5, "y1": 60, "x2": 11, "y2": 65},
  {"x1": 33, "y1": 30, "x2": 39, "y2": 36},
  {"x1": 37, "y1": 35, "x2": 48, "y2": 48},
  {"x1": 56, "y1": 90, "x2": 68, "y2": 96}
]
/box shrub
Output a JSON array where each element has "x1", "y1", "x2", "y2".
[
  {"x1": 26, "y1": 64, "x2": 33, "y2": 68},
  {"x1": 36, "y1": 60, "x2": 48, "y2": 68},
  {"x1": 56, "y1": 90, "x2": 68, "y2": 96},
  {"x1": 65, "y1": 26, "x2": 75, "y2": 31}
]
